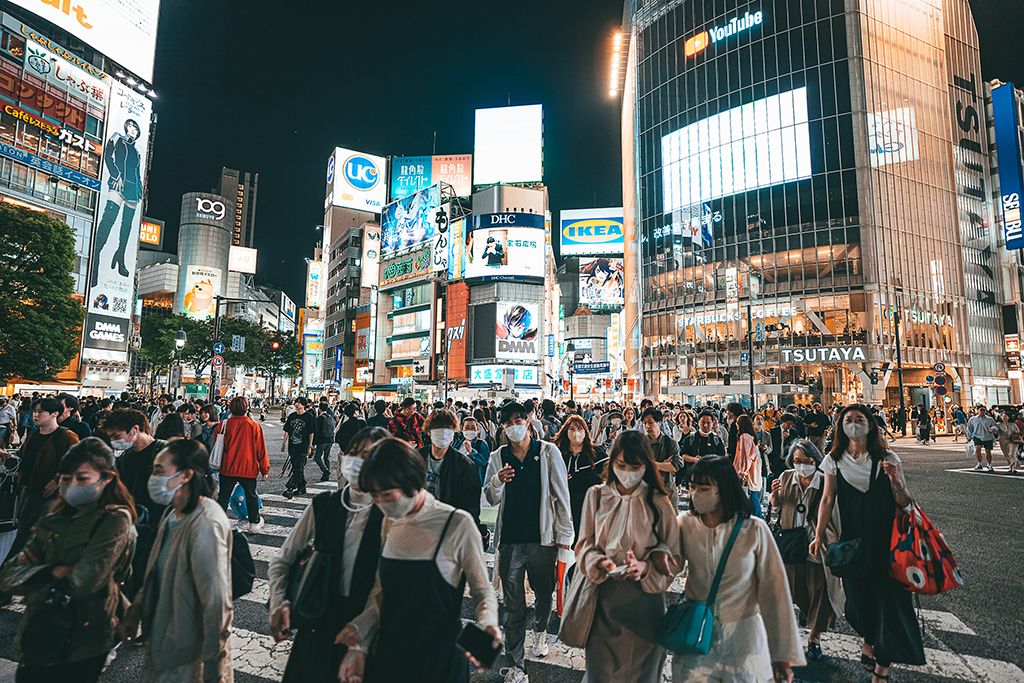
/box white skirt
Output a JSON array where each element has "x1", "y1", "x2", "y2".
[{"x1": 671, "y1": 611, "x2": 774, "y2": 683}]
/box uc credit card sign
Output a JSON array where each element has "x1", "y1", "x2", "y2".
[{"x1": 559, "y1": 208, "x2": 624, "y2": 256}]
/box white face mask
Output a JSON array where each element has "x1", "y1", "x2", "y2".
[
  {"x1": 614, "y1": 466, "x2": 645, "y2": 489},
  {"x1": 340, "y1": 455, "x2": 363, "y2": 484},
  {"x1": 698, "y1": 427, "x2": 712, "y2": 436},
  {"x1": 793, "y1": 463, "x2": 817, "y2": 479},
  {"x1": 843, "y1": 422, "x2": 870, "y2": 440},
  {"x1": 611, "y1": 419, "x2": 622, "y2": 427},
  {"x1": 147, "y1": 472, "x2": 183, "y2": 506},
  {"x1": 377, "y1": 492, "x2": 417, "y2": 520},
  {"x1": 689, "y1": 488, "x2": 720, "y2": 514},
  {"x1": 567, "y1": 430, "x2": 585, "y2": 444},
  {"x1": 430, "y1": 428, "x2": 455, "y2": 449},
  {"x1": 462, "y1": 430, "x2": 479, "y2": 442},
  {"x1": 110, "y1": 428, "x2": 137, "y2": 451},
  {"x1": 504, "y1": 423, "x2": 529, "y2": 443}
]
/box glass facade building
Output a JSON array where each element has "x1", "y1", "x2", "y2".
[{"x1": 623, "y1": 0, "x2": 1006, "y2": 408}]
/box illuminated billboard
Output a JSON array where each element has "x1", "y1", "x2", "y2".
[
  {"x1": 8, "y1": 0, "x2": 160, "y2": 81},
  {"x1": 464, "y1": 212, "x2": 545, "y2": 281},
  {"x1": 579, "y1": 258, "x2": 625, "y2": 309},
  {"x1": 390, "y1": 155, "x2": 472, "y2": 199},
  {"x1": 993, "y1": 83, "x2": 1024, "y2": 251},
  {"x1": 302, "y1": 333, "x2": 324, "y2": 388},
  {"x1": 228, "y1": 245, "x2": 257, "y2": 274},
  {"x1": 868, "y1": 108, "x2": 919, "y2": 167},
  {"x1": 139, "y1": 218, "x2": 163, "y2": 249},
  {"x1": 496, "y1": 301, "x2": 540, "y2": 361},
  {"x1": 305, "y1": 260, "x2": 323, "y2": 309},
  {"x1": 662, "y1": 88, "x2": 812, "y2": 216},
  {"x1": 82, "y1": 82, "x2": 153, "y2": 361},
  {"x1": 181, "y1": 266, "x2": 222, "y2": 320},
  {"x1": 361, "y1": 223, "x2": 381, "y2": 288},
  {"x1": 381, "y1": 184, "x2": 441, "y2": 257},
  {"x1": 473, "y1": 104, "x2": 543, "y2": 185},
  {"x1": 559, "y1": 208, "x2": 624, "y2": 256},
  {"x1": 470, "y1": 365, "x2": 539, "y2": 385},
  {"x1": 326, "y1": 147, "x2": 387, "y2": 213}
]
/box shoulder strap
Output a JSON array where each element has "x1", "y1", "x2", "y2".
[
  {"x1": 432, "y1": 510, "x2": 458, "y2": 561},
  {"x1": 707, "y1": 517, "x2": 743, "y2": 607}
]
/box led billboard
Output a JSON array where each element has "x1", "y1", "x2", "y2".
[
  {"x1": 139, "y1": 218, "x2": 163, "y2": 249},
  {"x1": 868, "y1": 107, "x2": 920, "y2": 167},
  {"x1": 8, "y1": 0, "x2": 160, "y2": 81},
  {"x1": 326, "y1": 147, "x2": 387, "y2": 213},
  {"x1": 390, "y1": 155, "x2": 472, "y2": 200},
  {"x1": 496, "y1": 301, "x2": 540, "y2": 361},
  {"x1": 662, "y1": 87, "x2": 812, "y2": 216},
  {"x1": 579, "y1": 258, "x2": 625, "y2": 308},
  {"x1": 82, "y1": 81, "x2": 152, "y2": 361},
  {"x1": 473, "y1": 104, "x2": 543, "y2": 185},
  {"x1": 381, "y1": 184, "x2": 441, "y2": 257},
  {"x1": 305, "y1": 260, "x2": 323, "y2": 309},
  {"x1": 470, "y1": 365, "x2": 539, "y2": 385},
  {"x1": 181, "y1": 266, "x2": 222, "y2": 320},
  {"x1": 993, "y1": 83, "x2": 1024, "y2": 251},
  {"x1": 228, "y1": 246, "x2": 257, "y2": 274},
  {"x1": 559, "y1": 208, "x2": 624, "y2": 256},
  {"x1": 465, "y1": 212, "x2": 545, "y2": 281}
]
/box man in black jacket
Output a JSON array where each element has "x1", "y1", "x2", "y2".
[
  {"x1": 768, "y1": 412, "x2": 801, "y2": 479},
  {"x1": 679, "y1": 411, "x2": 726, "y2": 486},
  {"x1": 419, "y1": 410, "x2": 481, "y2": 531},
  {"x1": 334, "y1": 403, "x2": 366, "y2": 456},
  {"x1": 725, "y1": 402, "x2": 744, "y2": 458}
]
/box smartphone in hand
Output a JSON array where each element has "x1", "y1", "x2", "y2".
[
  {"x1": 606, "y1": 564, "x2": 628, "y2": 578},
  {"x1": 456, "y1": 622, "x2": 501, "y2": 669}
]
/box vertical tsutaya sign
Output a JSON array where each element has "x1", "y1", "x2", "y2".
[
  {"x1": 82, "y1": 82, "x2": 152, "y2": 362},
  {"x1": 992, "y1": 83, "x2": 1024, "y2": 250}
]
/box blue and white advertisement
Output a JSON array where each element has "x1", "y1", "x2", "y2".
[
  {"x1": 993, "y1": 83, "x2": 1024, "y2": 251},
  {"x1": 470, "y1": 365, "x2": 539, "y2": 385},
  {"x1": 559, "y1": 208, "x2": 624, "y2": 256},
  {"x1": 381, "y1": 184, "x2": 441, "y2": 257}
]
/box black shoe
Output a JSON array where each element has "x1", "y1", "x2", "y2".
[
  {"x1": 297, "y1": 488, "x2": 307, "y2": 496},
  {"x1": 320, "y1": 472, "x2": 331, "y2": 482},
  {"x1": 798, "y1": 613, "x2": 807, "y2": 628},
  {"x1": 282, "y1": 490, "x2": 294, "y2": 499},
  {"x1": 807, "y1": 641, "x2": 823, "y2": 660}
]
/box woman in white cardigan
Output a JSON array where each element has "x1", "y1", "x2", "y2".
[
  {"x1": 575, "y1": 430, "x2": 681, "y2": 683},
  {"x1": 671, "y1": 456, "x2": 805, "y2": 683}
]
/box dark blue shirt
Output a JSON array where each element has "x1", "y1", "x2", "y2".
[{"x1": 499, "y1": 438, "x2": 542, "y2": 546}]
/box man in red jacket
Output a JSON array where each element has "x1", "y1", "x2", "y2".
[{"x1": 215, "y1": 396, "x2": 269, "y2": 532}]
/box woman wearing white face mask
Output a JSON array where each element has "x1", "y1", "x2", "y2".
[
  {"x1": 268, "y1": 426, "x2": 390, "y2": 683},
  {"x1": 118, "y1": 439, "x2": 233, "y2": 683},
  {"x1": 417, "y1": 410, "x2": 483, "y2": 535},
  {"x1": 809, "y1": 405, "x2": 923, "y2": 683},
  {"x1": 595, "y1": 411, "x2": 625, "y2": 448},
  {"x1": 454, "y1": 417, "x2": 491, "y2": 487},
  {"x1": 767, "y1": 440, "x2": 843, "y2": 662},
  {"x1": 554, "y1": 415, "x2": 608, "y2": 543},
  {"x1": 672, "y1": 456, "x2": 805, "y2": 683},
  {"x1": 0, "y1": 438, "x2": 137, "y2": 683},
  {"x1": 337, "y1": 438, "x2": 499, "y2": 683},
  {"x1": 570, "y1": 431, "x2": 681, "y2": 682}
]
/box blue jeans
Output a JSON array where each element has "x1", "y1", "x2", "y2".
[
  {"x1": 313, "y1": 443, "x2": 332, "y2": 475},
  {"x1": 749, "y1": 488, "x2": 763, "y2": 518}
]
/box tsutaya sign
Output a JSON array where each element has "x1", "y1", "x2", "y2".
[{"x1": 782, "y1": 346, "x2": 866, "y2": 363}]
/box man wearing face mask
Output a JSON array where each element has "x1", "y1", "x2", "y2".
[
  {"x1": 642, "y1": 407, "x2": 682, "y2": 509},
  {"x1": 485, "y1": 402, "x2": 573, "y2": 680},
  {"x1": 679, "y1": 411, "x2": 726, "y2": 486},
  {"x1": 770, "y1": 414, "x2": 801, "y2": 481},
  {"x1": 418, "y1": 410, "x2": 482, "y2": 533},
  {"x1": 103, "y1": 408, "x2": 167, "y2": 521}
]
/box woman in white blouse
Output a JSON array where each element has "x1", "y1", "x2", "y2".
[
  {"x1": 672, "y1": 456, "x2": 805, "y2": 683},
  {"x1": 335, "y1": 437, "x2": 499, "y2": 683},
  {"x1": 575, "y1": 430, "x2": 681, "y2": 682}
]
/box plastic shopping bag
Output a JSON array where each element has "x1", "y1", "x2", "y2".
[
  {"x1": 965, "y1": 442, "x2": 974, "y2": 460},
  {"x1": 555, "y1": 546, "x2": 576, "y2": 616}
]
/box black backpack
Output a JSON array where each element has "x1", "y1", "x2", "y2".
[{"x1": 230, "y1": 529, "x2": 255, "y2": 600}]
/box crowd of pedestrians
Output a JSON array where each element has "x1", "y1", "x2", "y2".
[{"x1": 0, "y1": 389, "x2": 995, "y2": 682}]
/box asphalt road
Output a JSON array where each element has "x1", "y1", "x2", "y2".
[{"x1": 0, "y1": 421, "x2": 1019, "y2": 683}]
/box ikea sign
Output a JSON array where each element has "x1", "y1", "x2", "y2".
[{"x1": 559, "y1": 207, "x2": 624, "y2": 256}]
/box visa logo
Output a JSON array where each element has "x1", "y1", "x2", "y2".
[{"x1": 562, "y1": 219, "x2": 624, "y2": 243}]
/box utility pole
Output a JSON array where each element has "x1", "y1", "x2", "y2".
[
  {"x1": 747, "y1": 302, "x2": 756, "y2": 412},
  {"x1": 894, "y1": 294, "x2": 907, "y2": 435}
]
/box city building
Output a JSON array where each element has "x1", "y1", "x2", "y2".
[
  {"x1": 620, "y1": 0, "x2": 1008, "y2": 409},
  {"x1": 215, "y1": 167, "x2": 258, "y2": 248}
]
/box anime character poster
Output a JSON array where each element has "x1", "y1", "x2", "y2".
[
  {"x1": 82, "y1": 82, "x2": 152, "y2": 361},
  {"x1": 182, "y1": 266, "x2": 222, "y2": 319},
  {"x1": 579, "y1": 258, "x2": 625, "y2": 308},
  {"x1": 496, "y1": 302, "x2": 539, "y2": 360},
  {"x1": 381, "y1": 184, "x2": 440, "y2": 256}
]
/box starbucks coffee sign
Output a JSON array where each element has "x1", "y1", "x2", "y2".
[{"x1": 781, "y1": 346, "x2": 866, "y2": 363}]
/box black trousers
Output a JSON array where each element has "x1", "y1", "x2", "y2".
[
  {"x1": 217, "y1": 475, "x2": 260, "y2": 523},
  {"x1": 286, "y1": 450, "x2": 307, "y2": 492},
  {"x1": 16, "y1": 653, "x2": 106, "y2": 683}
]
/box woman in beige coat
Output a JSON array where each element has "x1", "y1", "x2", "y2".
[
  {"x1": 575, "y1": 430, "x2": 681, "y2": 683},
  {"x1": 119, "y1": 439, "x2": 233, "y2": 683}
]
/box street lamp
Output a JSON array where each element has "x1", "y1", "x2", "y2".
[
  {"x1": 173, "y1": 329, "x2": 187, "y2": 398},
  {"x1": 566, "y1": 342, "x2": 575, "y2": 402},
  {"x1": 175, "y1": 329, "x2": 187, "y2": 349}
]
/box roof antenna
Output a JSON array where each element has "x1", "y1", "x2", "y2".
[
  {"x1": 432, "y1": 130, "x2": 437, "y2": 155},
  {"x1": 508, "y1": 92, "x2": 511, "y2": 106}
]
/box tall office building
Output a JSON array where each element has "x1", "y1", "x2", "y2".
[
  {"x1": 620, "y1": 0, "x2": 1009, "y2": 407},
  {"x1": 215, "y1": 168, "x2": 258, "y2": 248}
]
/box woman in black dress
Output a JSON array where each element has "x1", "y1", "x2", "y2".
[{"x1": 553, "y1": 414, "x2": 607, "y2": 544}]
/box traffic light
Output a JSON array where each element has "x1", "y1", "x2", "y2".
[
  {"x1": 271, "y1": 341, "x2": 281, "y2": 350},
  {"x1": 36, "y1": 357, "x2": 46, "y2": 378},
  {"x1": 870, "y1": 369, "x2": 879, "y2": 385}
]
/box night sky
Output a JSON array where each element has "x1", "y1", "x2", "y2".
[{"x1": 143, "y1": 0, "x2": 1022, "y2": 305}]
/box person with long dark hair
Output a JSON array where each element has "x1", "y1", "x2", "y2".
[
  {"x1": 671, "y1": 457, "x2": 804, "y2": 682},
  {"x1": 118, "y1": 440, "x2": 233, "y2": 683},
  {"x1": 0, "y1": 438, "x2": 137, "y2": 683},
  {"x1": 553, "y1": 414, "x2": 607, "y2": 544},
  {"x1": 733, "y1": 414, "x2": 764, "y2": 518},
  {"x1": 809, "y1": 404, "x2": 923, "y2": 683},
  {"x1": 574, "y1": 431, "x2": 680, "y2": 682}
]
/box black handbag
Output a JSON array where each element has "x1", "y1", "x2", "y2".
[
  {"x1": 824, "y1": 538, "x2": 869, "y2": 578},
  {"x1": 20, "y1": 582, "x2": 72, "y2": 664},
  {"x1": 774, "y1": 526, "x2": 809, "y2": 564},
  {"x1": 284, "y1": 492, "x2": 336, "y2": 630}
]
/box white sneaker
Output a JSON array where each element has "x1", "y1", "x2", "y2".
[
  {"x1": 974, "y1": 463, "x2": 984, "y2": 471},
  {"x1": 986, "y1": 465, "x2": 995, "y2": 472},
  {"x1": 501, "y1": 666, "x2": 529, "y2": 683},
  {"x1": 531, "y1": 633, "x2": 549, "y2": 658},
  {"x1": 251, "y1": 516, "x2": 265, "y2": 534}
]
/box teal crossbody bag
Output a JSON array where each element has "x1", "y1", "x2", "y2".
[{"x1": 656, "y1": 517, "x2": 743, "y2": 655}]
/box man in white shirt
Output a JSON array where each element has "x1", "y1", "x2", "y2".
[{"x1": 966, "y1": 406, "x2": 998, "y2": 471}]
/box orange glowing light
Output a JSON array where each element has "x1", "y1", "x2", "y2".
[{"x1": 685, "y1": 31, "x2": 710, "y2": 57}]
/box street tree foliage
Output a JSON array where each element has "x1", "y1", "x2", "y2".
[
  {"x1": 0, "y1": 205, "x2": 85, "y2": 383},
  {"x1": 253, "y1": 331, "x2": 301, "y2": 401}
]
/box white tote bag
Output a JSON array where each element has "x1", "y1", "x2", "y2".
[{"x1": 209, "y1": 422, "x2": 226, "y2": 470}]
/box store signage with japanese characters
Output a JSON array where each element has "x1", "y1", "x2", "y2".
[
  {"x1": 380, "y1": 248, "x2": 432, "y2": 287},
  {"x1": 25, "y1": 40, "x2": 108, "y2": 108}
]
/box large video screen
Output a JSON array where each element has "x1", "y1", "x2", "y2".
[
  {"x1": 391, "y1": 155, "x2": 472, "y2": 200},
  {"x1": 464, "y1": 221, "x2": 545, "y2": 282},
  {"x1": 496, "y1": 302, "x2": 540, "y2": 361},
  {"x1": 662, "y1": 88, "x2": 812, "y2": 216},
  {"x1": 474, "y1": 104, "x2": 543, "y2": 185},
  {"x1": 579, "y1": 258, "x2": 625, "y2": 308},
  {"x1": 381, "y1": 184, "x2": 441, "y2": 257}
]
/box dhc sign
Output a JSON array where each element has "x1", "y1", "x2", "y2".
[{"x1": 992, "y1": 83, "x2": 1024, "y2": 250}]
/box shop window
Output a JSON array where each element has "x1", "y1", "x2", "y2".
[
  {"x1": 63, "y1": 143, "x2": 82, "y2": 170},
  {"x1": 33, "y1": 171, "x2": 54, "y2": 200},
  {"x1": 10, "y1": 161, "x2": 29, "y2": 189},
  {"x1": 0, "y1": 110, "x2": 15, "y2": 144},
  {"x1": 39, "y1": 131, "x2": 60, "y2": 161},
  {"x1": 0, "y1": 31, "x2": 24, "y2": 61},
  {"x1": 83, "y1": 149, "x2": 101, "y2": 177},
  {"x1": 85, "y1": 114, "x2": 102, "y2": 139},
  {"x1": 17, "y1": 124, "x2": 39, "y2": 153}
]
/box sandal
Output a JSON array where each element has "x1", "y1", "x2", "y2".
[
  {"x1": 873, "y1": 671, "x2": 890, "y2": 682},
  {"x1": 860, "y1": 654, "x2": 875, "y2": 672}
]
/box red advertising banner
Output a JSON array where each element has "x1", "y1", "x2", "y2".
[{"x1": 445, "y1": 281, "x2": 469, "y2": 381}]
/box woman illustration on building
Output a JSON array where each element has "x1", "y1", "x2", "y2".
[{"x1": 91, "y1": 118, "x2": 142, "y2": 287}]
